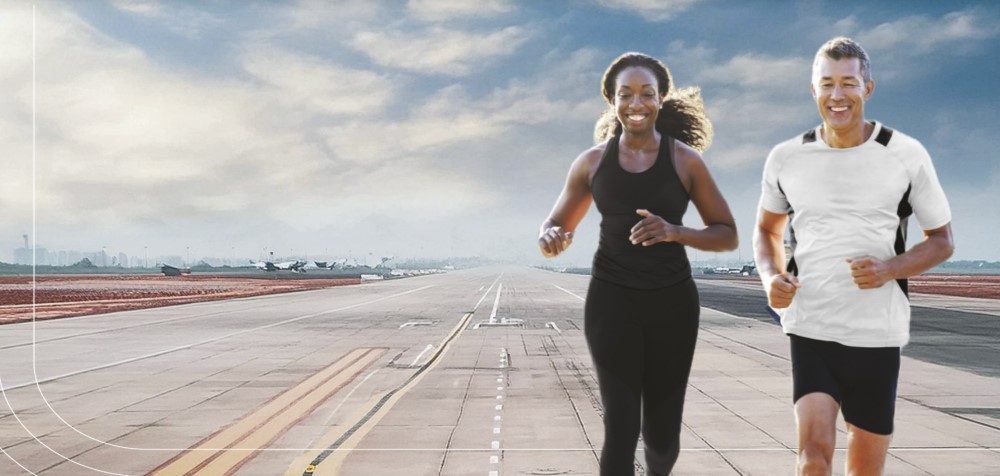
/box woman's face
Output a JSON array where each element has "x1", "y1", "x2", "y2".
[{"x1": 614, "y1": 66, "x2": 662, "y2": 135}]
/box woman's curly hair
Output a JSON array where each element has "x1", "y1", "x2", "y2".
[{"x1": 594, "y1": 52, "x2": 713, "y2": 152}]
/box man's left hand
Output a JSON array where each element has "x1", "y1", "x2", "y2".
[{"x1": 847, "y1": 255, "x2": 895, "y2": 289}]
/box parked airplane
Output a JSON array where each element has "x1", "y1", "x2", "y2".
[
  {"x1": 276, "y1": 260, "x2": 308, "y2": 272},
  {"x1": 249, "y1": 260, "x2": 277, "y2": 271},
  {"x1": 160, "y1": 264, "x2": 191, "y2": 276},
  {"x1": 327, "y1": 258, "x2": 349, "y2": 269},
  {"x1": 375, "y1": 255, "x2": 394, "y2": 268},
  {"x1": 248, "y1": 260, "x2": 307, "y2": 272}
]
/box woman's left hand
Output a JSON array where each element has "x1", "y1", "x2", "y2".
[{"x1": 630, "y1": 209, "x2": 681, "y2": 246}]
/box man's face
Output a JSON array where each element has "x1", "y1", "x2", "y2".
[{"x1": 810, "y1": 57, "x2": 874, "y2": 133}]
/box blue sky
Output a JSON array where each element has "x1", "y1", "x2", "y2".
[{"x1": 2, "y1": 1, "x2": 997, "y2": 265}]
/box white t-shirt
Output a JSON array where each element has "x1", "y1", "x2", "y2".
[{"x1": 759, "y1": 121, "x2": 951, "y2": 347}]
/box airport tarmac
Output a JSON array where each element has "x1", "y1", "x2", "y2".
[{"x1": 0, "y1": 266, "x2": 997, "y2": 475}]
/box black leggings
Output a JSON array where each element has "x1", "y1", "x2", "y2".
[{"x1": 584, "y1": 276, "x2": 700, "y2": 476}]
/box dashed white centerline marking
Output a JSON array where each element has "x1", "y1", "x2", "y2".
[{"x1": 487, "y1": 347, "x2": 507, "y2": 475}]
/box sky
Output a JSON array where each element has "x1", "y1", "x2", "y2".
[{"x1": 1, "y1": 0, "x2": 998, "y2": 266}]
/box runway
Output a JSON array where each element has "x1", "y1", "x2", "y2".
[
  {"x1": 0, "y1": 266, "x2": 997, "y2": 475},
  {"x1": 695, "y1": 277, "x2": 1000, "y2": 379}
]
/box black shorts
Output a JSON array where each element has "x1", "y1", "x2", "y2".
[{"x1": 789, "y1": 334, "x2": 900, "y2": 435}]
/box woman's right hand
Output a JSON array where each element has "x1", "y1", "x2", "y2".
[{"x1": 539, "y1": 226, "x2": 573, "y2": 258}]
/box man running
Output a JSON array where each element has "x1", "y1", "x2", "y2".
[{"x1": 752, "y1": 37, "x2": 955, "y2": 475}]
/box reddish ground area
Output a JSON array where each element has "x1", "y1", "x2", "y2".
[
  {"x1": 0, "y1": 275, "x2": 360, "y2": 324},
  {"x1": 908, "y1": 275, "x2": 1000, "y2": 299},
  {"x1": 723, "y1": 274, "x2": 1000, "y2": 299}
]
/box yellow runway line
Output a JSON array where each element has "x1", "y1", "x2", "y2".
[
  {"x1": 150, "y1": 347, "x2": 385, "y2": 476},
  {"x1": 281, "y1": 392, "x2": 386, "y2": 476},
  {"x1": 290, "y1": 312, "x2": 473, "y2": 476}
]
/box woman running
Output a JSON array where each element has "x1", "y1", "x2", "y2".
[{"x1": 538, "y1": 52, "x2": 738, "y2": 475}]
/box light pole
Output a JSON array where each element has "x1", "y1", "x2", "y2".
[{"x1": 144, "y1": 246, "x2": 148, "y2": 269}]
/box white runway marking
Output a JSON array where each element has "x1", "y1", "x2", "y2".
[
  {"x1": 486, "y1": 347, "x2": 506, "y2": 475},
  {"x1": 410, "y1": 344, "x2": 434, "y2": 367},
  {"x1": 552, "y1": 283, "x2": 584, "y2": 301},
  {"x1": 488, "y1": 283, "x2": 503, "y2": 324},
  {"x1": 546, "y1": 321, "x2": 562, "y2": 334},
  {"x1": 321, "y1": 370, "x2": 380, "y2": 425},
  {"x1": 398, "y1": 320, "x2": 433, "y2": 329}
]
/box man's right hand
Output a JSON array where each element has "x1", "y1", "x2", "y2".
[
  {"x1": 767, "y1": 273, "x2": 801, "y2": 308},
  {"x1": 539, "y1": 226, "x2": 573, "y2": 258}
]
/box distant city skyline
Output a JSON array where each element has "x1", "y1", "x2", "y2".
[
  {"x1": 7, "y1": 233, "x2": 398, "y2": 268},
  {"x1": 3, "y1": 2, "x2": 998, "y2": 266}
]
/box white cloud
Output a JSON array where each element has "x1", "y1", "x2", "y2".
[
  {"x1": 696, "y1": 54, "x2": 809, "y2": 91},
  {"x1": 109, "y1": 0, "x2": 223, "y2": 39},
  {"x1": 280, "y1": 0, "x2": 385, "y2": 30},
  {"x1": 820, "y1": 8, "x2": 1000, "y2": 83},
  {"x1": 594, "y1": 0, "x2": 704, "y2": 21},
  {"x1": 662, "y1": 42, "x2": 814, "y2": 171},
  {"x1": 241, "y1": 46, "x2": 395, "y2": 116},
  {"x1": 0, "y1": 4, "x2": 501, "y2": 258},
  {"x1": 349, "y1": 26, "x2": 532, "y2": 76},
  {"x1": 857, "y1": 9, "x2": 998, "y2": 55},
  {"x1": 407, "y1": 0, "x2": 514, "y2": 21},
  {"x1": 110, "y1": 0, "x2": 161, "y2": 16},
  {"x1": 322, "y1": 48, "x2": 602, "y2": 165}
]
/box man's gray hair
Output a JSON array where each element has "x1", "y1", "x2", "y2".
[{"x1": 814, "y1": 36, "x2": 872, "y2": 83}]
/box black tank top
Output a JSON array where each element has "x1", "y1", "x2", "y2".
[{"x1": 591, "y1": 134, "x2": 691, "y2": 289}]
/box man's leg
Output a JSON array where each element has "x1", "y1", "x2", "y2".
[
  {"x1": 845, "y1": 423, "x2": 890, "y2": 475},
  {"x1": 838, "y1": 345, "x2": 899, "y2": 476},
  {"x1": 794, "y1": 392, "x2": 839, "y2": 476}
]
